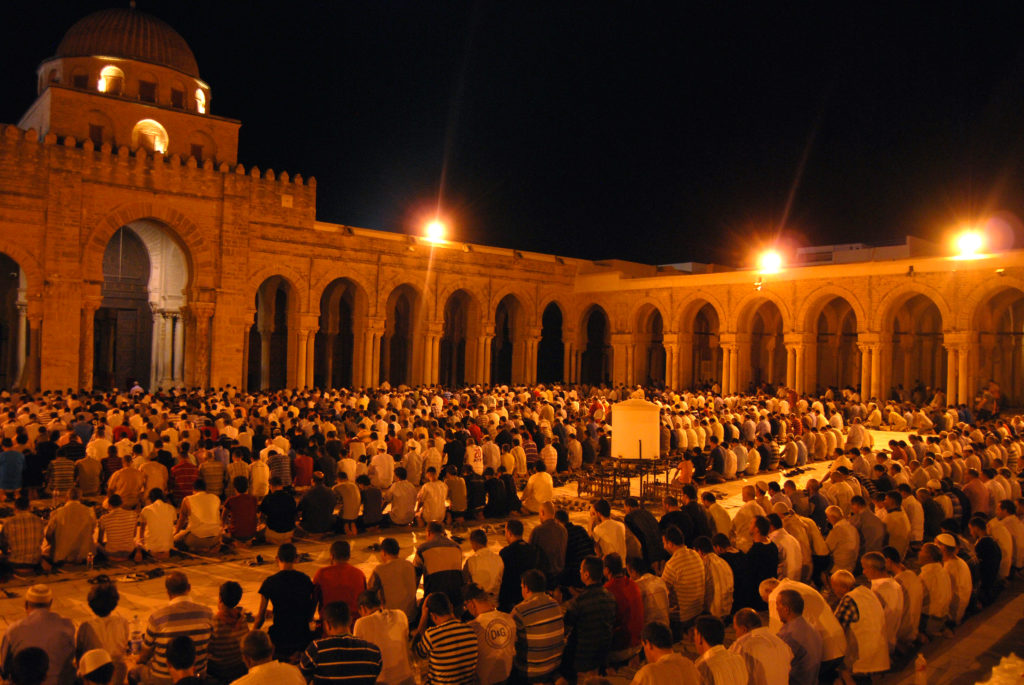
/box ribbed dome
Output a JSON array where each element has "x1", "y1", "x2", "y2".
[{"x1": 55, "y1": 7, "x2": 199, "y2": 78}]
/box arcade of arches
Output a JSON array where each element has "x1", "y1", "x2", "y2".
[{"x1": 2, "y1": 6, "x2": 1024, "y2": 406}]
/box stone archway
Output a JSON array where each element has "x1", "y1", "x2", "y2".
[
  {"x1": 381, "y1": 284, "x2": 421, "y2": 386},
  {"x1": 94, "y1": 220, "x2": 189, "y2": 390},
  {"x1": 972, "y1": 286, "x2": 1024, "y2": 408},
  {"x1": 439, "y1": 289, "x2": 481, "y2": 387},
  {"x1": 492, "y1": 294, "x2": 525, "y2": 385},
  {"x1": 314, "y1": 278, "x2": 368, "y2": 389},
  {"x1": 248, "y1": 276, "x2": 294, "y2": 390},
  {"x1": 746, "y1": 300, "x2": 786, "y2": 391},
  {"x1": 580, "y1": 305, "x2": 611, "y2": 385},
  {"x1": 633, "y1": 304, "x2": 666, "y2": 386},
  {"x1": 0, "y1": 253, "x2": 27, "y2": 389},
  {"x1": 537, "y1": 302, "x2": 564, "y2": 383},
  {"x1": 689, "y1": 302, "x2": 721, "y2": 390},
  {"x1": 887, "y1": 293, "x2": 944, "y2": 402},
  {"x1": 813, "y1": 297, "x2": 858, "y2": 393}
]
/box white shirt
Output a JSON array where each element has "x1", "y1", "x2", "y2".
[
  {"x1": 416, "y1": 480, "x2": 448, "y2": 523},
  {"x1": 729, "y1": 627, "x2": 792, "y2": 685},
  {"x1": 592, "y1": 518, "x2": 627, "y2": 559},
  {"x1": 826, "y1": 519, "x2": 860, "y2": 572},
  {"x1": 918, "y1": 562, "x2": 952, "y2": 619},
  {"x1": 695, "y1": 645, "x2": 747, "y2": 685},
  {"x1": 384, "y1": 480, "x2": 417, "y2": 525},
  {"x1": 231, "y1": 659, "x2": 306, "y2": 685},
  {"x1": 521, "y1": 472, "x2": 554, "y2": 512},
  {"x1": 353, "y1": 609, "x2": 414, "y2": 684},
  {"x1": 183, "y1": 491, "x2": 222, "y2": 538},
  {"x1": 630, "y1": 652, "x2": 699, "y2": 685},
  {"x1": 470, "y1": 610, "x2": 515, "y2": 685},
  {"x1": 140, "y1": 499, "x2": 176, "y2": 552},
  {"x1": 370, "y1": 452, "x2": 394, "y2": 489},
  {"x1": 869, "y1": 576, "x2": 904, "y2": 650},
  {"x1": 464, "y1": 547, "x2": 504, "y2": 598},
  {"x1": 769, "y1": 528, "x2": 803, "y2": 580}
]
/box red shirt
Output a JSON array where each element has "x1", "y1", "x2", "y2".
[
  {"x1": 605, "y1": 575, "x2": 644, "y2": 650},
  {"x1": 293, "y1": 454, "x2": 314, "y2": 487},
  {"x1": 223, "y1": 493, "x2": 259, "y2": 539},
  {"x1": 312, "y1": 562, "x2": 367, "y2": 618},
  {"x1": 171, "y1": 461, "x2": 199, "y2": 502}
]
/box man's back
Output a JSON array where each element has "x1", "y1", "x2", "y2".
[
  {"x1": 414, "y1": 619, "x2": 478, "y2": 685},
  {"x1": 145, "y1": 598, "x2": 214, "y2": 682},
  {"x1": 313, "y1": 562, "x2": 366, "y2": 617},
  {"x1": 300, "y1": 633, "x2": 382, "y2": 685},
  {"x1": 1, "y1": 608, "x2": 75, "y2": 685}
]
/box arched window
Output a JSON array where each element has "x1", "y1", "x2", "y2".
[
  {"x1": 98, "y1": 65, "x2": 124, "y2": 94},
  {"x1": 195, "y1": 88, "x2": 206, "y2": 114},
  {"x1": 131, "y1": 119, "x2": 169, "y2": 154}
]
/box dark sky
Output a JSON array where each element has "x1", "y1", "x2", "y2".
[{"x1": 4, "y1": 1, "x2": 1024, "y2": 265}]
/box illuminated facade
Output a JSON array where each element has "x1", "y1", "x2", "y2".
[{"x1": 1, "y1": 7, "x2": 1023, "y2": 405}]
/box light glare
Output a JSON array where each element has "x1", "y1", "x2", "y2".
[
  {"x1": 956, "y1": 229, "x2": 984, "y2": 258},
  {"x1": 758, "y1": 250, "x2": 783, "y2": 274},
  {"x1": 425, "y1": 220, "x2": 446, "y2": 243}
]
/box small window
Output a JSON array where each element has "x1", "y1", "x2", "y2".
[
  {"x1": 170, "y1": 89, "x2": 185, "y2": 108},
  {"x1": 131, "y1": 119, "x2": 169, "y2": 154},
  {"x1": 190, "y1": 144, "x2": 204, "y2": 161},
  {"x1": 98, "y1": 65, "x2": 124, "y2": 94},
  {"x1": 138, "y1": 81, "x2": 157, "y2": 103},
  {"x1": 73, "y1": 74, "x2": 88, "y2": 89},
  {"x1": 195, "y1": 88, "x2": 206, "y2": 114},
  {"x1": 89, "y1": 124, "x2": 104, "y2": 147},
  {"x1": 47, "y1": 69, "x2": 59, "y2": 83}
]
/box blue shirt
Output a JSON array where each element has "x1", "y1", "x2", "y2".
[{"x1": 0, "y1": 449, "x2": 25, "y2": 490}]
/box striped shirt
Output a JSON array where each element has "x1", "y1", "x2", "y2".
[
  {"x1": 98, "y1": 508, "x2": 138, "y2": 554},
  {"x1": 414, "y1": 619, "x2": 479, "y2": 685},
  {"x1": 510, "y1": 593, "x2": 564, "y2": 678},
  {"x1": 46, "y1": 457, "x2": 75, "y2": 492},
  {"x1": 299, "y1": 634, "x2": 382, "y2": 685},
  {"x1": 143, "y1": 597, "x2": 214, "y2": 680},
  {"x1": 170, "y1": 461, "x2": 199, "y2": 502},
  {"x1": 662, "y1": 547, "x2": 705, "y2": 623}
]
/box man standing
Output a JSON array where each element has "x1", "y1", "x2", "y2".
[
  {"x1": 463, "y1": 529, "x2": 504, "y2": 600},
  {"x1": 313, "y1": 540, "x2": 367, "y2": 619},
  {"x1": 353, "y1": 590, "x2": 414, "y2": 685},
  {"x1": 693, "y1": 616, "x2": 747, "y2": 685},
  {"x1": 301, "y1": 602, "x2": 382, "y2": 685},
  {"x1": 510, "y1": 570, "x2": 564, "y2": 684},
  {"x1": 660, "y1": 525, "x2": 705, "y2": 639},
  {"x1": 464, "y1": 584, "x2": 515, "y2": 685},
  {"x1": 412, "y1": 593, "x2": 478, "y2": 685},
  {"x1": 729, "y1": 608, "x2": 792, "y2": 685},
  {"x1": 0, "y1": 585, "x2": 74, "y2": 685},
  {"x1": 775, "y1": 589, "x2": 823, "y2": 685},
  {"x1": 561, "y1": 556, "x2": 616, "y2": 682},
  {"x1": 255, "y1": 544, "x2": 315, "y2": 660},
  {"x1": 589, "y1": 499, "x2": 626, "y2": 559},
  {"x1": 367, "y1": 537, "x2": 418, "y2": 620},
  {"x1": 137, "y1": 573, "x2": 214, "y2": 685},
  {"x1": 529, "y1": 502, "x2": 567, "y2": 588},
  {"x1": 498, "y1": 520, "x2": 541, "y2": 612},
  {"x1": 629, "y1": 622, "x2": 699, "y2": 684},
  {"x1": 830, "y1": 570, "x2": 890, "y2": 680}
]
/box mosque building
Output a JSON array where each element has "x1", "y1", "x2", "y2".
[{"x1": 0, "y1": 7, "x2": 1022, "y2": 405}]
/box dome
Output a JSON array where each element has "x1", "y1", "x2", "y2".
[{"x1": 55, "y1": 7, "x2": 199, "y2": 78}]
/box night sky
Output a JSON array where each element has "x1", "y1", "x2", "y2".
[{"x1": 4, "y1": 1, "x2": 1024, "y2": 266}]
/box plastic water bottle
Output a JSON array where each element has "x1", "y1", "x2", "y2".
[
  {"x1": 914, "y1": 653, "x2": 927, "y2": 685},
  {"x1": 129, "y1": 615, "x2": 143, "y2": 655}
]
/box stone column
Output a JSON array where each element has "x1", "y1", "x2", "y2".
[
  {"x1": 721, "y1": 345, "x2": 732, "y2": 394},
  {"x1": 295, "y1": 329, "x2": 309, "y2": 388},
  {"x1": 794, "y1": 343, "x2": 806, "y2": 394},
  {"x1": 78, "y1": 299, "x2": 101, "y2": 390},
  {"x1": 676, "y1": 333, "x2": 693, "y2": 390},
  {"x1": 562, "y1": 342, "x2": 573, "y2": 384},
  {"x1": 431, "y1": 334, "x2": 441, "y2": 385},
  {"x1": 305, "y1": 331, "x2": 316, "y2": 387},
  {"x1": 857, "y1": 345, "x2": 871, "y2": 399},
  {"x1": 957, "y1": 345, "x2": 969, "y2": 405},
  {"x1": 363, "y1": 329, "x2": 377, "y2": 387},
  {"x1": 22, "y1": 315, "x2": 41, "y2": 392},
  {"x1": 190, "y1": 305, "x2": 214, "y2": 388},
  {"x1": 945, "y1": 346, "x2": 958, "y2": 406},
  {"x1": 15, "y1": 303, "x2": 26, "y2": 383},
  {"x1": 240, "y1": 324, "x2": 251, "y2": 392},
  {"x1": 870, "y1": 344, "x2": 882, "y2": 401},
  {"x1": 729, "y1": 345, "x2": 740, "y2": 394},
  {"x1": 785, "y1": 345, "x2": 796, "y2": 389},
  {"x1": 150, "y1": 308, "x2": 163, "y2": 389},
  {"x1": 665, "y1": 343, "x2": 678, "y2": 390},
  {"x1": 259, "y1": 325, "x2": 272, "y2": 390}
]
